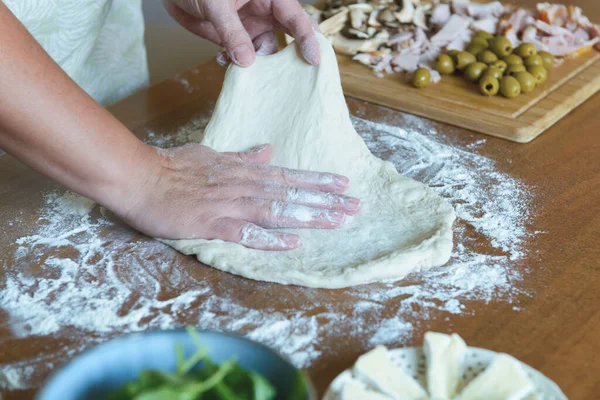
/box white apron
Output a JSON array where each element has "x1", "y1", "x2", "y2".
[{"x1": 4, "y1": 0, "x2": 149, "y2": 106}]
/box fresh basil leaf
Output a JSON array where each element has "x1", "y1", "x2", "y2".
[
  {"x1": 249, "y1": 371, "x2": 276, "y2": 400},
  {"x1": 287, "y1": 370, "x2": 310, "y2": 400}
]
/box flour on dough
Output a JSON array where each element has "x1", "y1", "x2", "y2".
[{"x1": 162, "y1": 34, "x2": 455, "y2": 288}]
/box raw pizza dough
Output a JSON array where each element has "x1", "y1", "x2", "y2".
[{"x1": 162, "y1": 34, "x2": 455, "y2": 288}]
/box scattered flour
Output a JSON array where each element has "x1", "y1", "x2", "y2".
[{"x1": 0, "y1": 104, "x2": 535, "y2": 391}]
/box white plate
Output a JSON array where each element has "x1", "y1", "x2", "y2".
[{"x1": 323, "y1": 346, "x2": 567, "y2": 400}]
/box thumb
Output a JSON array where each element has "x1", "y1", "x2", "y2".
[
  {"x1": 206, "y1": 2, "x2": 255, "y2": 67},
  {"x1": 223, "y1": 143, "x2": 272, "y2": 164}
]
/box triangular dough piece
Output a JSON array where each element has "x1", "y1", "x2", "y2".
[
  {"x1": 459, "y1": 353, "x2": 535, "y2": 400},
  {"x1": 162, "y1": 34, "x2": 455, "y2": 288},
  {"x1": 424, "y1": 332, "x2": 467, "y2": 399},
  {"x1": 353, "y1": 346, "x2": 428, "y2": 400},
  {"x1": 341, "y1": 380, "x2": 393, "y2": 400}
]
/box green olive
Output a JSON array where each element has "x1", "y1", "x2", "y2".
[
  {"x1": 411, "y1": 67, "x2": 431, "y2": 88},
  {"x1": 466, "y1": 43, "x2": 486, "y2": 56},
  {"x1": 446, "y1": 49, "x2": 460, "y2": 59},
  {"x1": 514, "y1": 43, "x2": 537, "y2": 59},
  {"x1": 464, "y1": 62, "x2": 488, "y2": 82},
  {"x1": 500, "y1": 75, "x2": 521, "y2": 98},
  {"x1": 505, "y1": 64, "x2": 526, "y2": 76},
  {"x1": 482, "y1": 67, "x2": 503, "y2": 80},
  {"x1": 470, "y1": 37, "x2": 490, "y2": 49},
  {"x1": 434, "y1": 54, "x2": 455, "y2": 75},
  {"x1": 489, "y1": 36, "x2": 513, "y2": 58},
  {"x1": 479, "y1": 75, "x2": 500, "y2": 96},
  {"x1": 513, "y1": 71, "x2": 536, "y2": 93},
  {"x1": 503, "y1": 54, "x2": 523, "y2": 66},
  {"x1": 474, "y1": 31, "x2": 494, "y2": 41},
  {"x1": 527, "y1": 65, "x2": 548, "y2": 85},
  {"x1": 538, "y1": 51, "x2": 555, "y2": 69},
  {"x1": 478, "y1": 50, "x2": 498, "y2": 64},
  {"x1": 455, "y1": 51, "x2": 477, "y2": 70},
  {"x1": 490, "y1": 60, "x2": 507, "y2": 73},
  {"x1": 524, "y1": 54, "x2": 544, "y2": 67}
]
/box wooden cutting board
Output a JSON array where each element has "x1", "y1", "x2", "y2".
[{"x1": 319, "y1": 9, "x2": 600, "y2": 143}]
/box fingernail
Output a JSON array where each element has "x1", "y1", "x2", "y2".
[
  {"x1": 230, "y1": 45, "x2": 254, "y2": 67},
  {"x1": 328, "y1": 211, "x2": 346, "y2": 226},
  {"x1": 344, "y1": 197, "x2": 361, "y2": 211},
  {"x1": 216, "y1": 51, "x2": 230, "y2": 67},
  {"x1": 301, "y1": 36, "x2": 320, "y2": 65},
  {"x1": 334, "y1": 175, "x2": 349, "y2": 189}
]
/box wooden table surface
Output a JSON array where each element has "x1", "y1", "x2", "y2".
[{"x1": 1, "y1": 1, "x2": 599, "y2": 399}]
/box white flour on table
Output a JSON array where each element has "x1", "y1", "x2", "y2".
[{"x1": 0, "y1": 106, "x2": 535, "y2": 391}]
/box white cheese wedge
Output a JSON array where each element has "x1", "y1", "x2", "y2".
[
  {"x1": 341, "y1": 380, "x2": 392, "y2": 400},
  {"x1": 459, "y1": 353, "x2": 536, "y2": 400},
  {"x1": 353, "y1": 345, "x2": 428, "y2": 400},
  {"x1": 424, "y1": 332, "x2": 467, "y2": 400}
]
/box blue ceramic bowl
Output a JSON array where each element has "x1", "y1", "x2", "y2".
[{"x1": 37, "y1": 329, "x2": 315, "y2": 400}]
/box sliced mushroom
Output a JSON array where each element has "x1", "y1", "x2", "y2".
[
  {"x1": 332, "y1": 31, "x2": 389, "y2": 55},
  {"x1": 323, "y1": 5, "x2": 348, "y2": 20},
  {"x1": 368, "y1": 9, "x2": 381, "y2": 27},
  {"x1": 378, "y1": 8, "x2": 397, "y2": 24},
  {"x1": 348, "y1": 3, "x2": 373, "y2": 12},
  {"x1": 302, "y1": 4, "x2": 322, "y2": 23},
  {"x1": 352, "y1": 52, "x2": 373, "y2": 66},
  {"x1": 395, "y1": 0, "x2": 415, "y2": 24},
  {"x1": 413, "y1": 6, "x2": 429, "y2": 31},
  {"x1": 379, "y1": 7, "x2": 401, "y2": 28},
  {"x1": 332, "y1": 33, "x2": 377, "y2": 55},
  {"x1": 348, "y1": 28, "x2": 372, "y2": 39},
  {"x1": 349, "y1": 4, "x2": 372, "y2": 29},
  {"x1": 374, "y1": 29, "x2": 390, "y2": 41}
]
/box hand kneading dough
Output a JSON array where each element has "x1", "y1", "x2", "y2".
[{"x1": 161, "y1": 34, "x2": 455, "y2": 288}]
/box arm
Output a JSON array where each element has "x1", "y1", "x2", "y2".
[{"x1": 0, "y1": 2, "x2": 154, "y2": 214}]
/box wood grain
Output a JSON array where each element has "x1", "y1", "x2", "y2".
[
  {"x1": 321, "y1": 3, "x2": 600, "y2": 143},
  {"x1": 1, "y1": 1, "x2": 600, "y2": 399}
]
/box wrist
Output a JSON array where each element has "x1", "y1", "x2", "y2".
[{"x1": 95, "y1": 141, "x2": 165, "y2": 219}]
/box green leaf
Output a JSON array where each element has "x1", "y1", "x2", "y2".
[
  {"x1": 249, "y1": 371, "x2": 276, "y2": 400},
  {"x1": 183, "y1": 359, "x2": 237, "y2": 397},
  {"x1": 287, "y1": 370, "x2": 310, "y2": 400},
  {"x1": 212, "y1": 383, "x2": 244, "y2": 400},
  {"x1": 175, "y1": 343, "x2": 186, "y2": 375}
]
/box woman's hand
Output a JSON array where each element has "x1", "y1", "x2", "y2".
[
  {"x1": 119, "y1": 143, "x2": 360, "y2": 251},
  {"x1": 163, "y1": 0, "x2": 319, "y2": 67}
]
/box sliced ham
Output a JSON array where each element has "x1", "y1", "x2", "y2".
[
  {"x1": 389, "y1": 31, "x2": 414, "y2": 46},
  {"x1": 534, "y1": 19, "x2": 574, "y2": 38},
  {"x1": 391, "y1": 53, "x2": 420, "y2": 72},
  {"x1": 431, "y1": 14, "x2": 471, "y2": 47},
  {"x1": 446, "y1": 28, "x2": 472, "y2": 51},
  {"x1": 470, "y1": 17, "x2": 499, "y2": 34},
  {"x1": 431, "y1": 3, "x2": 452, "y2": 27},
  {"x1": 521, "y1": 25, "x2": 549, "y2": 52},
  {"x1": 466, "y1": 1, "x2": 505, "y2": 19},
  {"x1": 413, "y1": 27, "x2": 429, "y2": 50},
  {"x1": 499, "y1": 8, "x2": 531, "y2": 36},
  {"x1": 573, "y1": 27, "x2": 590, "y2": 41},
  {"x1": 545, "y1": 37, "x2": 600, "y2": 56},
  {"x1": 419, "y1": 46, "x2": 442, "y2": 66},
  {"x1": 537, "y1": 3, "x2": 568, "y2": 26}
]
